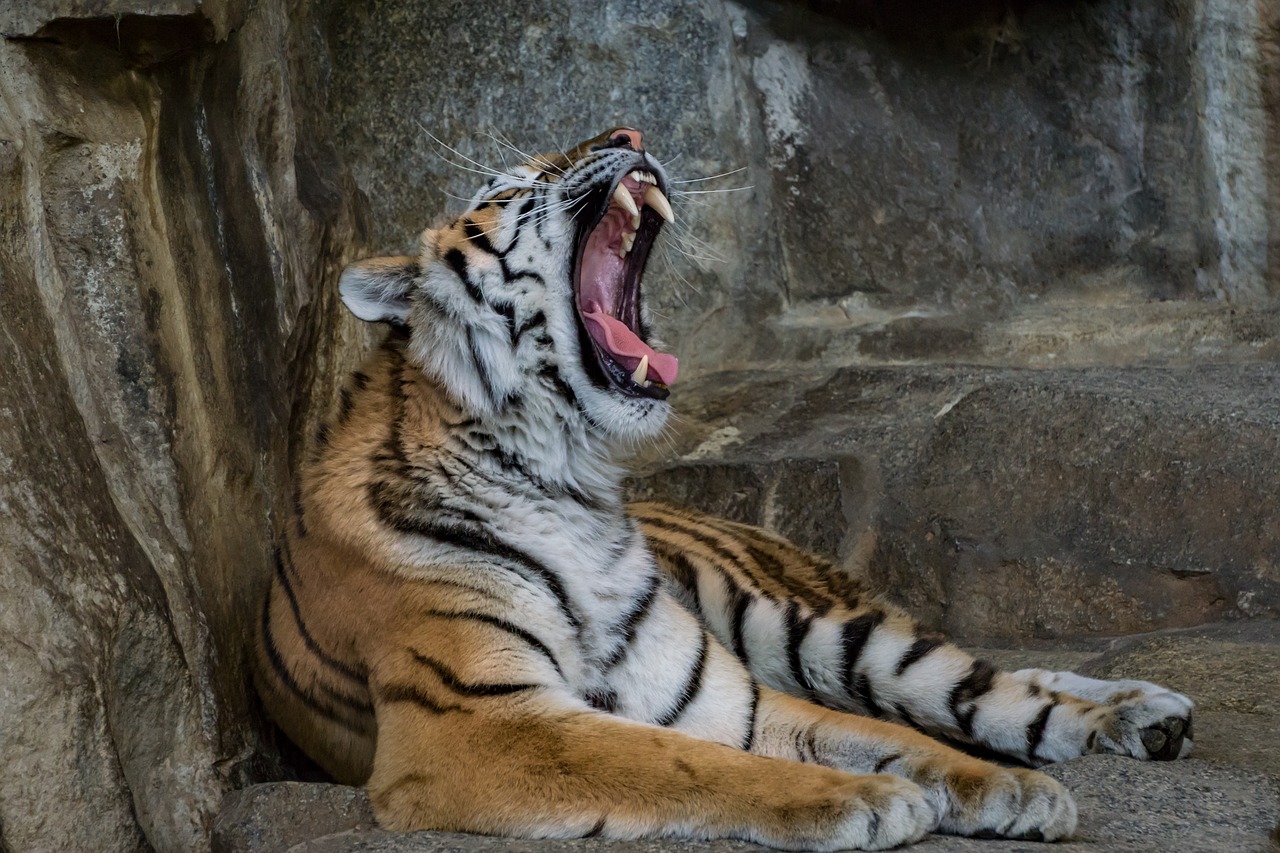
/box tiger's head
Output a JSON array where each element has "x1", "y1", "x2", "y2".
[{"x1": 339, "y1": 127, "x2": 677, "y2": 444}]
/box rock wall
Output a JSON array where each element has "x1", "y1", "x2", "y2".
[
  {"x1": 327, "y1": 0, "x2": 1280, "y2": 377},
  {"x1": 0, "y1": 2, "x2": 370, "y2": 850}
]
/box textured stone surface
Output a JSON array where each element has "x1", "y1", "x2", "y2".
[
  {"x1": 627, "y1": 363, "x2": 1280, "y2": 640},
  {"x1": 213, "y1": 784, "x2": 376, "y2": 853},
  {"x1": 326, "y1": 0, "x2": 1280, "y2": 378},
  {"x1": 0, "y1": 4, "x2": 369, "y2": 851},
  {"x1": 0, "y1": 0, "x2": 247, "y2": 41}
]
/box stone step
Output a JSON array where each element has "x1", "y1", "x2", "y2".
[
  {"x1": 624, "y1": 364, "x2": 1280, "y2": 641},
  {"x1": 212, "y1": 621, "x2": 1280, "y2": 852}
]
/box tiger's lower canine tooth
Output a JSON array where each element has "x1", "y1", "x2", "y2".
[
  {"x1": 643, "y1": 185, "x2": 675, "y2": 223},
  {"x1": 612, "y1": 184, "x2": 639, "y2": 218},
  {"x1": 631, "y1": 354, "x2": 649, "y2": 385}
]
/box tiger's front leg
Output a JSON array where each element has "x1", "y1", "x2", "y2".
[
  {"x1": 605, "y1": 590, "x2": 1076, "y2": 842},
  {"x1": 366, "y1": 615, "x2": 936, "y2": 851},
  {"x1": 751, "y1": 687, "x2": 1077, "y2": 841}
]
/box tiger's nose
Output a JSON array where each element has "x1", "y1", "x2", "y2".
[{"x1": 607, "y1": 127, "x2": 644, "y2": 151}]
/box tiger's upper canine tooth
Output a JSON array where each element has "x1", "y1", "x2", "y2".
[
  {"x1": 612, "y1": 184, "x2": 639, "y2": 218},
  {"x1": 643, "y1": 185, "x2": 675, "y2": 224},
  {"x1": 631, "y1": 354, "x2": 649, "y2": 385}
]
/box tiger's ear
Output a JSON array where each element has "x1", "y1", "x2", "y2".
[{"x1": 338, "y1": 255, "x2": 421, "y2": 325}]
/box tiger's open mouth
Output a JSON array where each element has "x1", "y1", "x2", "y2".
[{"x1": 572, "y1": 167, "x2": 677, "y2": 400}]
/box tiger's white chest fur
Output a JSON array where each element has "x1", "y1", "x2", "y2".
[{"x1": 381, "y1": 406, "x2": 663, "y2": 700}]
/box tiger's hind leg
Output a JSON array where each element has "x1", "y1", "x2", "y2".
[{"x1": 633, "y1": 502, "x2": 1195, "y2": 767}]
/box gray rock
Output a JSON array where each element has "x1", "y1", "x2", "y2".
[
  {"x1": 214, "y1": 784, "x2": 376, "y2": 853},
  {"x1": 325, "y1": 0, "x2": 1280, "y2": 377},
  {"x1": 0, "y1": 2, "x2": 370, "y2": 850}
]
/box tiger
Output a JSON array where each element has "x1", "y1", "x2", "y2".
[{"x1": 254, "y1": 127, "x2": 1195, "y2": 850}]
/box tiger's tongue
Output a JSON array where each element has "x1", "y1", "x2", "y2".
[
  {"x1": 581, "y1": 304, "x2": 678, "y2": 385},
  {"x1": 578, "y1": 204, "x2": 678, "y2": 385}
]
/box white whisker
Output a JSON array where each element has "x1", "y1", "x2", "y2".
[
  {"x1": 668, "y1": 167, "x2": 748, "y2": 184},
  {"x1": 670, "y1": 185, "x2": 754, "y2": 196}
]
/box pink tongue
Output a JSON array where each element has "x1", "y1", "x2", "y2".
[{"x1": 581, "y1": 306, "x2": 679, "y2": 385}]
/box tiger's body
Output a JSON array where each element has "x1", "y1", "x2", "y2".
[{"x1": 256, "y1": 128, "x2": 1193, "y2": 850}]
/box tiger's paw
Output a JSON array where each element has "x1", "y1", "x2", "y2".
[
  {"x1": 797, "y1": 774, "x2": 937, "y2": 852},
  {"x1": 1012, "y1": 669, "x2": 1195, "y2": 762},
  {"x1": 935, "y1": 766, "x2": 1077, "y2": 842},
  {"x1": 1092, "y1": 685, "x2": 1194, "y2": 761}
]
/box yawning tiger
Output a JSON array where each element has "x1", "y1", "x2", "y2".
[{"x1": 255, "y1": 127, "x2": 1193, "y2": 850}]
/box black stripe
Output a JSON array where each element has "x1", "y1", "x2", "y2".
[
  {"x1": 514, "y1": 196, "x2": 535, "y2": 223},
  {"x1": 292, "y1": 484, "x2": 307, "y2": 538},
  {"x1": 377, "y1": 682, "x2": 468, "y2": 715},
  {"x1": 634, "y1": 512, "x2": 766, "y2": 600},
  {"x1": 728, "y1": 584, "x2": 752, "y2": 664},
  {"x1": 742, "y1": 680, "x2": 760, "y2": 751},
  {"x1": 462, "y1": 220, "x2": 498, "y2": 256},
  {"x1": 733, "y1": 537, "x2": 836, "y2": 613},
  {"x1": 894, "y1": 636, "x2": 944, "y2": 676},
  {"x1": 948, "y1": 659, "x2": 998, "y2": 738},
  {"x1": 505, "y1": 268, "x2": 548, "y2": 289},
  {"x1": 634, "y1": 507, "x2": 762, "y2": 635},
  {"x1": 337, "y1": 387, "x2": 354, "y2": 423},
  {"x1": 465, "y1": 329, "x2": 501, "y2": 406},
  {"x1": 692, "y1": 515, "x2": 841, "y2": 613},
  {"x1": 648, "y1": 539, "x2": 695, "y2": 591},
  {"x1": 586, "y1": 689, "x2": 617, "y2": 713},
  {"x1": 423, "y1": 609, "x2": 565, "y2": 679},
  {"x1": 259, "y1": 596, "x2": 371, "y2": 727},
  {"x1": 513, "y1": 309, "x2": 546, "y2": 344},
  {"x1": 443, "y1": 248, "x2": 482, "y2": 302},
  {"x1": 314, "y1": 421, "x2": 330, "y2": 449},
  {"x1": 1025, "y1": 702, "x2": 1054, "y2": 760},
  {"x1": 411, "y1": 650, "x2": 540, "y2": 697},
  {"x1": 273, "y1": 547, "x2": 368, "y2": 682},
  {"x1": 583, "y1": 817, "x2": 607, "y2": 838},
  {"x1": 492, "y1": 299, "x2": 518, "y2": 343},
  {"x1": 372, "y1": 773, "x2": 432, "y2": 812},
  {"x1": 874, "y1": 752, "x2": 900, "y2": 773},
  {"x1": 895, "y1": 703, "x2": 928, "y2": 734},
  {"x1": 853, "y1": 673, "x2": 883, "y2": 717},
  {"x1": 840, "y1": 611, "x2": 885, "y2": 697},
  {"x1": 603, "y1": 574, "x2": 661, "y2": 669},
  {"x1": 351, "y1": 370, "x2": 369, "y2": 391},
  {"x1": 655, "y1": 632, "x2": 710, "y2": 727},
  {"x1": 537, "y1": 362, "x2": 579, "y2": 408},
  {"x1": 369, "y1": 490, "x2": 579, "y2": 629},
  {"x1": 785, "y1": 601, "x2": 817, "y2": 695}
]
